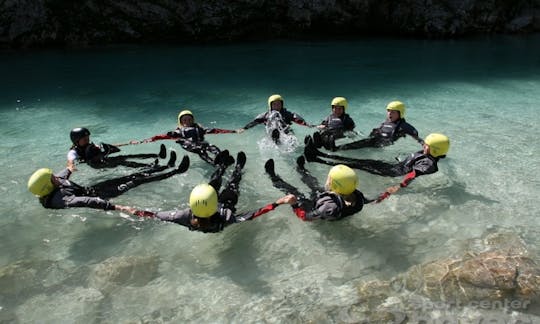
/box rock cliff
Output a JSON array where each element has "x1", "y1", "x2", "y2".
[{"x1": 1, "y1": 0, "x2": 539, "y2": 48}]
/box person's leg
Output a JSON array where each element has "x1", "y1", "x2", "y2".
[
  {"x1": 92, "y1": 153, "x2": 188, "y2": 199},
  {"x1": 264, "y1": 159, "x2": 306, "y2": 199},
  {"x1": 304, "y1": 140, "x2": 401, "y2": 177},
  {"x1": 295, "y1": 156, "x2": 323, "y2": 198},
  {"x1": 218, "y1": 152, "x2": 247, "y2": 211},
  {"x1": 335, "y1": 137, "x2": 379, "y2": 150}
]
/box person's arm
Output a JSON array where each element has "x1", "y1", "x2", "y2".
[
  {"x1": 204, "y1": 127, "x2": 237, "y2": 135},
  {"x1": 66, "y1": 150, "x2": 78, "y2": 171},
  {"x1": 292, "y1": 195, "x2": 341, "y2": 221},
  {"x1": 375, "y1": 170, "x2": 417, "y2": 203},
  {"x1": 235, "y1": 194, "x2": 296, "y2": 222},
  {"x1": 316, "y1": 116, "x2": 329, "y2": 129},
  {"x1": 64, "y1": 196, "x2": 116, "y2": 210},
  {"x1": 402, "y1": 122, "x2": 424, "y2": 145},
  {"x1": 290, "y1": 112, "x2": 311, "y2": 127},
  {"x1": 239, "y1": 112, "x2": 267, "y2": 132},
  {"x1": 344, "y1": 115, "x2": 356, "y2": 131},
  {"x1": 116, "y1": 206, "x2": 195, "y2": 228}
]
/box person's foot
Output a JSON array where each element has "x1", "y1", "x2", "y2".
[
  {"x1": 323, "y1": 134, "x2": 336, "y2": 151},
  {"x1": 264, "y1": 159, "x2": 276, "y2": 177},
  {"x1": 236, "y1": 151, "x2": 246, "y2": 169},
  {"x1": 312, "y1": 132, "x2": 323, "y2": 148},
  {"x1": 296, "y1": 156, "x2": 306, "y2": 170},
  {"x1": 304, "y1": 140, "x2": 318, "y2": 162},
  {"x1": 271, "y1": 129, "x2": 280, "y2": 144},
  {"x1": 177, "y1": 155, "x2": 190, "y2": 173},
  {"x1": 167, "y1": 151, "x2": 177, "y2": 167},
  {"x1": 213, "y1": 150, "x2": 226, "y2": 166},
  {"x1": 158, "y1": 144, "x2": 167, "y2": 159}
]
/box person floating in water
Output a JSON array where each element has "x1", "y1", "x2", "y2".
[
  {"x1": 236, "y1": 94, "x2": 311, "y2": 143},
  {"x1": 315, "y1": 101, "x2": 423, "y2": 151},
  {"x1": 313, "y1": 97, "x2": 356, "y2": 150},
  {"x1": 28, "y1": 151, "x2": 189, "y2": 211},
  {"x1": 121, "y1": 152, "x2": 296, "y2": 233},
  {"x1": 265, "y1": 157, "x2": 370, "y2": 221},
  {"x1": 303, "y1": 133, "x2": 450, "y2": 202},
  {"x1": 139, "y1": 110, "x2": 236, "y2": 166},
  {"x1": 67, "y1": 127, "x2": 164, "y2": 170}
]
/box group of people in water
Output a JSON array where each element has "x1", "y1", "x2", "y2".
[{"x1": 27, "y1": 94, "x2": 450, "y2": 233}]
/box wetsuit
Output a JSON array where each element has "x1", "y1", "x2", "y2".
[
  {"x1": 264, "y1": 158, "x2": 367, "y2": 221},
  {"x1": 39, "y1": 154, "x2": 189, "y2": 210},
  {"x1": 137, "y1": 152, "x2": 279, "y2": 233},
  {"x1": 68, "y1": 143, "x2": 163, "y2": 169},
  {"x1": 337, "y1": 118, "x2": 422, "y2": 150},
  {"x1": 304, "y1": 138, "x2": 440, "y2": 190},
  {"x1": 146, "y1": 124, "x2": 234, "y2": 165},
  {"x1": 315, "y1": 113, "x2": 356, "y2": 150},
  {"x1": 242, "y1": 108, "x2": 309, "y2": 133}
]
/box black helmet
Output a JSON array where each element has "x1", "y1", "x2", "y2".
[{"x1": 70, "y1": 127, "x2": 91, "y2": 145}]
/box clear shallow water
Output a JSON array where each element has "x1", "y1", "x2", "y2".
[{"x1": 1, "y1": 36, "x2": 540, "y2": 322}]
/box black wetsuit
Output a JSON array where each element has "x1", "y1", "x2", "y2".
[
  {"x1": 337, "y1": 118, "x2": 422, "y2": 150},
  {"x1": 242, "y1": 108, "x2": 309, "y2": 133},
  {"x1": 69, "y1": 142, "x2": 163, "y2": 169},
  {"x1": 148, "y1": 124, "x2": 234, "y2": 165},
  {"x1": 144, "y1": 153, "x2": 279, "y2": 233},
  {"x1": 39, "y1": 155, "x2": 188, "y2": 210},
  {"x1": 319, "y1": 113, "x2": 356, "y2": 138},
  {"x1": 304, "y1": 137, "x2": 440, "y2": 188},
  {"x1": 265, "y1": 159, "x2": 367, "y2": 221}
]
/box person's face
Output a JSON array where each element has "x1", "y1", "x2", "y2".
[
  {"x1": 387, "y1": 110, "x2": 400, "y2": 122},
  {"x1": 423, "y1": 143, "x2": 430, "y2": 155},
  {"x1": 50, "y1": 175, "x2": 60, "y2": 187},
  {"x1": 332, "y1": 106, "x2": 345, "y2": 116},
  {"x1": 77, "y1": 135, "x2": 90, "y2": 147},
  {"x1": 180, "y1": 115, "x2": 194, "y2": 127},
  {"x1": 270, "y1": 100, "x2": 283, "y2": 111}
]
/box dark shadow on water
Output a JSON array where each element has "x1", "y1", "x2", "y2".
[
  {"x1": 67, "y1": 223, "x2": 141, "y2": 264},
  {"x1": 206, "y1": 221, "x2": 278, "y2": 296}
]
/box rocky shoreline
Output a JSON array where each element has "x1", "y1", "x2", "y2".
[{"x1": 2, "y1": 0, "x2": 539, "y2": 48}]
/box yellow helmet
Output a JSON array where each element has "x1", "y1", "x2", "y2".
[
  {"x1": 189, "y1": 184, "x2": 218, "y2": 218},
  {"x1": 386, "y1": 101, "x2": 406, "y2": 118},
  {"x1": 267, "y1": 94, "x2": 283, "y2": 110},
  {"x1": 327, "y1": 165, "x2": 358, "y2": 195},
  {"x1": 425, "y1": 133, "x2": 450, "y2": 157},
  {"x1": 28, "y1": 168, "x2": 55, "y2": 197},
  {"x1": 331, "y1": 97, "x2": 348, "y2": 110},
  {"x1": 177, "y1": 110, "x2": 194, "y2": 125}
]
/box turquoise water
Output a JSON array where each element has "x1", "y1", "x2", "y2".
[{"x1": 1, "y1": 36, "x2": 540, "y2": 322}]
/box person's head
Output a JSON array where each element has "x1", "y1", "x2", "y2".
[
  {"x1": 386, "y1": 101, "x2": 406, "y2": 122},
  {"x1": 189, "y1": 184, "x2": 218, "y2": 218},
  {"x1": 268, "y1": 94, "x2": 284, "y2": 111},
  {"x1": 177, "y1": 110, "x2": 195, "y2": 127},
  {"x1": 70, "y1": 127, "x2": 91, "y2": 148},
  {"x1": 325, "y1": 164, "x2": 358, "y2": 196},
  {"x1": 423, "y1": 133, "x2": 450, "y2": 158},
  {"x1": 331, "y1": 97, "x2": 348, "y2": 117},
  {"x1": 28, "y1": 168, "x2": 57, "y2": 197}
]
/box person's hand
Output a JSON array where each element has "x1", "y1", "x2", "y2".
[
  {"x1": 115, "y1": 205, "x2": 137, "y2": 214},
  {"x1": 236, "y1": 128, "x2": 245, "y2": 134},
  {"x1": 316, "y1": 125, "x2": 326, "y2": 129},
  {"x1": 276, "y1": 194, "x2": 297, "y2": 205},
  {"x1": 129, "y1": 140, "x2": 140, "y2": 145},
  {"x1": 386, "y1": 185, "x2": 400, "y2": 194},
  {"x1": 67, "y1": 161, "x2": 77, "y2": 173}
]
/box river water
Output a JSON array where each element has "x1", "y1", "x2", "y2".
[{"x1": 1, "y1": 35, "x2": 539, "y2": 323}]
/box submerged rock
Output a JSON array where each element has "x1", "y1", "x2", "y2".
[
  {"x1": 88, "y1": 255, "x2": 160, "y2": 293},
  {"x1": 355, "y1": 231, "x2": 540, "y2": 321}
]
